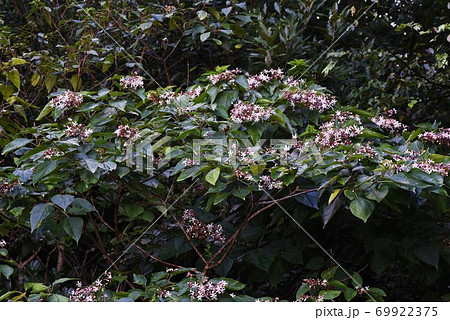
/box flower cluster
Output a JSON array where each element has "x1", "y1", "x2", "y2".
[
  {"x1": 185, "y1": 86, "x2": 202, "y2": 99},
  {"x1": 355, "y1": 285, "x2": 370, "y2": 295},
  {"x1": 384, "y1": 108, "x2": 398, "y2": 117},
  {"x1": 255, "y1": 297, "x2": 280, "y2": 302},
  {"x1": 371, "y1": 115, "x2": 407, "y2": 133},
  {"x1": 315, "y1": 112, "x2": 363, "y2": 149},
  {"x1": 381, "y1": 150, "x2": 449, "y2": 176},
  {"x1": 234, "y1": 169, "x2": 253, "y2": 180},
  {"x1": 332, "y1": 111, "x2": 361, "y2": 124},
  {"x1": 389, "y1": 150, "x2": 422, "y2": 162},
  {"x1": 182, "y1": 209, "x2": 226, "y2": 245},
  {"x1": 258, "y1": 175, "x2": 283, "y2": 190},
  {"x1": 419, "y1": 128, "x2": 450, "y2": 147},
  {"x1": 283, "y1": 89, "x2": 336, "y2": 113},
  {"x1": 42, "y1": 148, "x2": 62, "y2": 159},
  {"x1": 115, "y1": 125, "x2": 140, "y2": 140},
  {"x1": 207, "y1": 68, "x2": 241, "y2": 85},
  {"x1": 68, "y1": 272, "x2": 112, "y2": 302},
  {"x1": 411, "y1": 159, "x2": 449, "y2": 176},
  {"x1": 237, "y1": 147, "x2": 256, "y2": 165},
  {"x1": 158, "y1": 289, "x2": 172, "y2": 299},
  {"x1": 188, "y1": 277, "x2": 228, "y2": 301},
  {"x1": 248, "y1": 68, "x2": 284, "y2": 89},
  {"x1": 148, "y1": 87, "x2": 202, "y2": 106},
  {"x1": 230, "y1": 101, "x2": 274, "y2": 123},
  {"x1": 283, "y1": 76, "x2": 305, "y2": 88},
  {"x1": 0, "y1": 239, "x2": 6, "y2": 248},
  {"x1": 148, "y1": 90, "x2": 177, "y2": 106},
  {"x1": 302, "y1": 278, "x2": 328, "y2": 288},
  {"x1": 0, "y1": 182, "x2": 14, "y2": 195},
  {"x1": 120, "y1": 75, "x2": 144, "y2": 90},
  {"x1": 49, "y1": 90, "x2": 83, "y2": 109},
  {"x1": 297, "y1": 294, "x2": 324, "y2": 302},
  {"x1": 64, "y1": 119, "x2": 93, "y2": 140},
  {"x1": 348, "y1": 144, "x2": 378, "y2": 159},
  {"x1": 182, "y1": 158, "x2": 194, "y2": 166}
]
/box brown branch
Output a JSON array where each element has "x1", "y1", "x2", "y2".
[
  {"x1": 205, "y1": 188, "x2": 317, "y2": 271},
  {"x1": 127, "y1": 241, "x2": 184, "y2": 269},
  {"x1": 18, "y1": 247, "x2": 42, "y2": 291},
  {"x1": 168, "y1": 210, "x2": 208, "y2": 265}
]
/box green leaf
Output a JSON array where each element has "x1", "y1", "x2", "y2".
[
  {"x1": 247, "y1": 123, "x2": 264, "y2": 144},
  {"x1": 36, "y1": 104, "x2": 53, "y2": 121},
  {"x1": 321, "y1": 266, "x2": 339, "y2": 280},
  {"x1": 296, "y1": 284, "x2": 310, "y2": 299},
  {"x1": 122, "y1": 203, "x2": 144, "y2": 219},
  {"x1": 53, "y1": 278, "x2": 76, "y2": 285},
  {"x1": 200, "y1": 32, "x2": 211, "y2": 42},
  {"x1": 7, "y1": 68, "x2": 20, "y2": 90},
  {"x1": 414, "y1": 246, "x2": 439, "y2": 269},
  {"x1": 0, "y1": 264, "x2": 14, "y2": 279},
  {"x1": 365, "y1": 186, "x2": 389, "y2": 203},
  {"x1": 197, "y1": 10, "x2": 208, "y2": 20},
  {"x1": 139, "y1": 22, "x2": 153, "y2": 30},
  {"x1": 31, "y1": 73, "x2": 40, "y2": 86},
  {"x1": 205, "y1": 167, "x2": 220, "y2": 185},
  {"x1": 2, "y1": 138, "x2": 32, "y2": 155},
  {"x1": 344, "y1": 288, "x2": 357, "y2": 301},
  {"x1": 30, "y1": 203, "x2": 54, "y2": 232},
  {"x1": 219, "y1": 278, "x2": 245, "y2": 291},
  {"x1": 0, "y1": 84, "x2": 15, "y2": 98},
  {"x1": 235, "y1": 75, "x2": 248, "y2": 90},
  {"x1": 47, "y1": 294, "x2": 69, "y2": 302},
  {"x1": 322, "y1": 194, "x2": 343, "y2": 226},
  {"x1": 51, "y1": 195, "x2": 75, "y2": 211},
  {"x1": 351, "y1": 272, "x2": 363, "y2": 288},
  {"x1": 349, "y1": 198, "x2": 374, "y2": 223},
  {"x1": 45, "y1": 74, "x2": 57, "y2": 93},
  {"x1": 133, "y1": 274, "x2": 147, "y2": 286},
  {"x1": 177, "y1": 166, "x2": 200, "y2": 181},
  {"x1": 328, "y1": 189, "x2": 341, "y2": 204},
  {"x1": 69, "y1": 198, "x2": 97, "y2": 214},
  {"x1": 33, "y1": 161, "x2": 58, "y2": 183},
  {"x1": 10, "y1": 58, "x2": 27, "y2": 66},
  {"x1": 0, "y1": 290, "x2": 22, "y2": 301},
  {"x1": 368, "y1": 287, "x2": 387, "y2": 297},
  {"x1": 62, "y1": 217, "x2": 84, "y2": 243},
  {"x1": 71, "y1": 74, "x2": 81, "y2": 91},
  {"x1": 295, "y1": 191, "x2": 319, "y2": 209},
  {"x1": 82, "y1": 158, "x2": 100, "y2": 173},
  {"x1": 30, "y1": 283, "x2": 49, "y2": 293},
  {"x1": 318, "y1": 290, "x2": 341, "y2": 300}
]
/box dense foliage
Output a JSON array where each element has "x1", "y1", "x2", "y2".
[{"x1": 0, "y1": 0, "x2": 449, "y2": 302}]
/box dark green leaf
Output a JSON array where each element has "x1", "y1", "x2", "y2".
[
  {"x1": 30, "y1": 203, "x2": 54, "y2": 232},
  {"x1": 349, "y1": 198, "x2": 374, "y2": 222},
  {"x1": 62, "y1": 217, "x2": 84, "y2": 243},
  {"x1": 51, "y1": 195, "x2": 75, "y2": 211},
  {"x1": 2, "y1": 138, "x2": 32, "y2": 155}
]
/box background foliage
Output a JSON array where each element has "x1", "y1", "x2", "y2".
[{"x1": 0, "y1": 0, "x2": 449, "y2": 301}]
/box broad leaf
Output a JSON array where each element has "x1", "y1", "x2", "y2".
[
  {"x1": 62, "y1": 217, "x2": 84, "y2": 243},
  {"x1": 2, "y1": 138, "x2": 32, "y2": 155},
  {"x1": 349, "y1": 198, "x2": 374, "y2": 223},
  {"x1": 205, "y1": 167, "x2": 220, "y2": 185},
  {"x1": 51, "y1": 194, "x2": 75, "y2": 211},
  {"x1": 30, "y1": 203, "x2": 54, "y2": 231}
]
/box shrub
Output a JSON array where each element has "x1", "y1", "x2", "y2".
[{"x1": 1, "y1": 65, "x2": 449, "y2": 301}]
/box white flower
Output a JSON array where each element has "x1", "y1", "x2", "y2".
[{"x1": 120, "y1": 75, "x2": 144, "y2": 90}]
